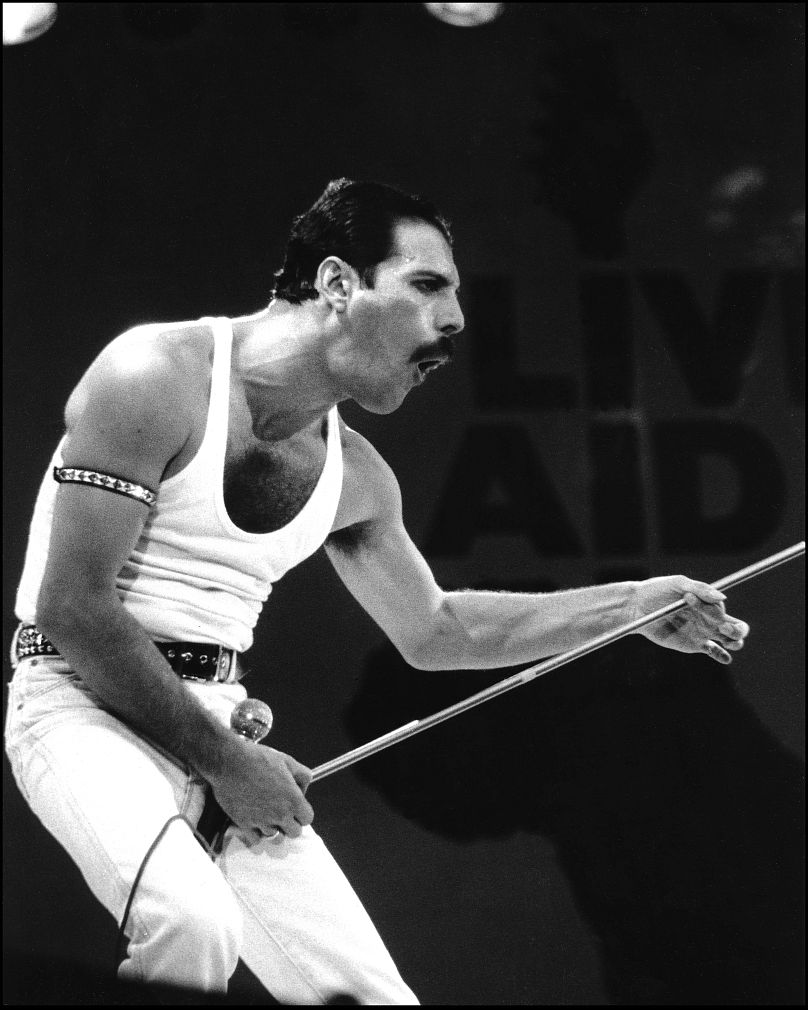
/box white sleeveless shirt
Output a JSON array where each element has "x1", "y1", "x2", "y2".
[{"x1": 15, "y1": 317, "x2": 344, "y2": 652}]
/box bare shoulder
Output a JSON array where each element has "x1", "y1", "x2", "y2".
[
  {"x1": 331, "y1": 417, "x2": 403, "y2": 535},
  {"x1": 63, "y1": 321, "x2": 213, "y2": 481},
  {"x1": 66, "y1": 322, "x2": 209, "y2": 422}
]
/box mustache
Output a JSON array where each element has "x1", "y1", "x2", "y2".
[{"x1": 411, "y1": 335, "x2": 456, "y2": 365}]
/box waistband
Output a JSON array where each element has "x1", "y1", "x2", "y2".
[{"x1": 10, "y1": 623, "x2": 247, "y2": 684}]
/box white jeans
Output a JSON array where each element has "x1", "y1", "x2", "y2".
[{"x1": 4, "y1": 657, "x2": 419, "y2": 1005}]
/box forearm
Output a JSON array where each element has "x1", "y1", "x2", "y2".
[
  {"x1": 37, "y1": 590, "x2": 240, "y2": 778},
  {"x1": 411, "y1": 582, "x2": 637, "y2": 671}
]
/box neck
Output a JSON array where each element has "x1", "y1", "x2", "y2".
[{"x1": 231, "y1": 300, "x2": 340, "y2": 439}]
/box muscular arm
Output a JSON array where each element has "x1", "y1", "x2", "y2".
[
  {"x1": 36, "y1": 335, "x2": 312, "y2": 837},
  {"x1": 326, "y1": 435, "x2": 749, "y2": 671}
]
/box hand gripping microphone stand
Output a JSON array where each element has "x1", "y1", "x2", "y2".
[
  {"x1": 199, "y1": 542, "x2": 804, "y2": 850},
  {"x1": 309, "y1": 541, "x2": 805, "y2": 783},
  {"x1": 196, "y1": 699, "x2": 273, "y2": 853}
]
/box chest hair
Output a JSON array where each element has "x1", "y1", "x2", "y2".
[{"x1": 223, "y1": 428, "x2": 327, "y2": 535}]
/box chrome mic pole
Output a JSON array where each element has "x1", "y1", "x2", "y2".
[{"x1": 310, "y1": 541, "x2": 805, "y2": 783}]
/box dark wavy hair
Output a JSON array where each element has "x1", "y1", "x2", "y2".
[{"x1": 271, "y1": 178, "x2": 452, "y2": 304}]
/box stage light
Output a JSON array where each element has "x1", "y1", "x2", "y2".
[
  {"x1": 3, "y1": 2, "x2": 57, "y2": 45},
  {"x1": 711, "y1": 165, "x2": 767, "y2": 203},
  {"x1": 424, "y1": 3, "x2": 504, "y2": 28}
]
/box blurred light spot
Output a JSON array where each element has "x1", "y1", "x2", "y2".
[
  {"x1": 3, "y1": 2, "x2": 57, "y2": 45},
  {"x1": 712, "y1": 165, "x2": 767, "y2": 203},
  {"x1": 424, "y1": 3, "x2": 504, "y2": 28},
  {"x1": 788, "y1": 208, "x2": 805, "y2": 230},
  {"x1": 706, "y1": 209, "x2": 735, "y2": 232}
]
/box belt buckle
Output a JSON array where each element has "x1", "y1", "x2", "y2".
[
  {"x1": 9, "y1": 623, "x2": 23, "y2": 669},
  {"x1": 12, "y1": 624, "x2": 57, "y2": 664},
  {"x1": 191, "y1": 645, "x2": 231, "y2": 683},
  {"x1": 214, "y1": 646, "x2": 233, "y2": 683}
]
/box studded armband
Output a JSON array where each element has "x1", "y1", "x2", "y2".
[{"x1": 53, "y1": 466, "x2": 157, "y2": 507}]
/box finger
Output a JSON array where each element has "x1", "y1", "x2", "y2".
[
  {"x1": 686, "y1": 585, "x2": 727, "y2": 606},
  {"x1": 703, "y1": 640, "x2": 732, "y2": 664},
  {"x1": 243, "y1": 827, "x2": 280, "y2": 847},
  {"x1": 685, "y1": 583, "x2": 727, "y2": 606},
  {"x1": 288, "y1": 759, "x2": 313, "y2": 791},
  {"x1": 282, "y1": 818, "x2": 303, "y2": 839},
  {"x1": 714, "y1": 628, "x2": 745, "y2": 651},
  {"x1": 719, "y1": 618, "x2": 750, "y2": 641},
  {"x1": 294, "y1": 798, "x2": 315, "y2": 826}
]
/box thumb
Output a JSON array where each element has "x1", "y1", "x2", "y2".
[
  {"x1": 287, "y1": 758, "x2": 313, "y2": 792},
  {"x1": 685, "y1": 582, "x2": 727, "y2": 606}
]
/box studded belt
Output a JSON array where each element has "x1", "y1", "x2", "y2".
[{"x1": 11, "y1": 623, "x2": 246, "y2": 684}]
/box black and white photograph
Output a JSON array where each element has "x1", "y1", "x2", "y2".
[{"x1": 3, "y1": 3, "x2": 804, "y2": 1005}]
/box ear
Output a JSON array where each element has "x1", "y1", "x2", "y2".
[{"x1": 316, "y1": 257, "x2": 357, "y2": 314}]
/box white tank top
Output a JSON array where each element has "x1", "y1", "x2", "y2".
[{"x1": 15, "y1": 317, "x2": 344, "y2": 652}]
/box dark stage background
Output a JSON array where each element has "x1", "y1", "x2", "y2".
[{"x1": 3, "y1": 3, "x2": 805, "y2": 1005}]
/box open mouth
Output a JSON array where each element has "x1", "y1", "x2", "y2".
[
  {"x1": 413, "y1": 337, "x2": 455, "y2": 381},
  {"x1": 417, "y1": 358, "x2": 446, "y2": 377}
]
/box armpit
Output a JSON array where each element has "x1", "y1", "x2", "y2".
[{"x1": 326, "y1": 522, "x2": 367, "y2": 555}]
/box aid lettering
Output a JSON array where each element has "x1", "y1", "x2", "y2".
[
  {"x1": 653, "y1": 420, "x2": 786, "y2": 552},
  {"x1": 425, "y1": 425, "x2": 583, "y2": 557},
  {"x1": 588, "y1": 422, "x2": 646, "y2": 554}
]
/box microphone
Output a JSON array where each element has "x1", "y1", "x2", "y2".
[
  {"x1": 230, "y1": 697, "x2": 273, "y2": 742},
  {"x1": 196, "y1": 698, "x2": 274, "y2": 854}
]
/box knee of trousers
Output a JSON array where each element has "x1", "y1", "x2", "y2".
[{"x1": 154, "y1": 879, "x2": 243, "y2": 978}]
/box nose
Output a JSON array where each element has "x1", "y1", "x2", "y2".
[{"x1": 439, "y1": 294, "x2": 464, "y2": 338}]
